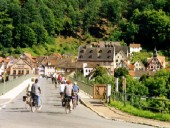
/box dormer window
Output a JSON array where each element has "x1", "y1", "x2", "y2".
[
  {"x1": 107, "y1": 56, "x2": 111, "y2": 58},
  {"x1": 99, "y1": 50, "x2": 102, "y2": 53},
  {"x1": 89, "y1": 50, "x2": 93, "y2": 53},
  {"x1": 108, "y1": 50, "x2": 111, "y2": 53},
  {"x1": 89, "y1": 55, "x2": 92, "y2": 58},
  {"x1": 79, "y1": 55, "x2": 83, "y2": 58}
]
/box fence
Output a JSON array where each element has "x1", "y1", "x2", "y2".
[
  {"x1": 112, "y1": 91, "x2": 170, "y2": 113},
  {"x1": 69, "y1": 76, "x2": 93, "y2": 96},
  {"x1": 0, "y1": 74, "x2": 36, "y2": 96}
]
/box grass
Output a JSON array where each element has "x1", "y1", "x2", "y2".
[{"x1": 109, "y1": 100, "x2": 170, "y2": 122}]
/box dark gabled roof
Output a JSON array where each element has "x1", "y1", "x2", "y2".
[
  {"x1": 36, "y1": 56, "x2": 45, "y2": 63},
  {"x1": 115, "y1": 45, "x2": 128, "y2": 54},
  {"x1": 78, "y1": 42, "x2": 129, "y2": 62},
  {"x1": 55, "y1": 58, "x2": 83, "y2": 69},
  {"x1": 78, "y1": 47, "x2": 114, "y2": 62}
]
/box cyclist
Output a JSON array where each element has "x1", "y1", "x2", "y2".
[
  {"x1": 59, "y1": 81, "x2": 66, "y2": 106},
  {"x1": 26, "y1": 78, "x2": 35, "y2": 96},
  {"x1": 64, "y1": 80, "x2": 73, "y2": 110},
  {"x1": 31, "y1": 78, "x2": 41, "y2": 109},
  {"x1": 72, "y1": 81, "x2": 79, "y2": 105}
]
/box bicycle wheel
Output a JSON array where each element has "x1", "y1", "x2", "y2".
[
  {"x1": 65, "y1": 101, "x2": 69, "y2": 114},
  {"x1": 72, "y1": 98, "x2": 77, "y2": 109},
  {"x1": 25, "y1": 96, "x2": 31, "y2": 110}
]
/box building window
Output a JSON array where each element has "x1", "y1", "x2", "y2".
[
  {"x1": 21, "y1": 70, "x2": 24, "y2": 74},
  {"x1": 18, "y1": 70, "x2": 21, "y2": 75},
  {"x1": 89, "y1": 55, "x2": 92, "y2": 58},
  {"x1": 13, "y1": 70, "x2": 16, "y2": 75},
  {"x1": 26, "y1": 70, "x2": 29, "y2": 74},
  {"x1": 80, "y1": 50, "x2": 84, "y2": 53},
  {"x1": 107, "y1": 50, "x2": 111, "y2": 53},
  {"x1": 99, "y1": 50, "x2": 102, "y2": 53},
  {"x1": 107, "y1": 56, "x2": 111, "y2": 58},
  {"x1": 79, "y1": 55, "x2": 83, "y2": 58},
  {"x1": 89, "y1": 50, "x2": 93, "y2": 53}
]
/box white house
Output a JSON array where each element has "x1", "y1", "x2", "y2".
[
  {"x1": 83, "y1": 63, "x2": 94, "y2": 77},
  {"x1": 129, "y1": 44, "x2": 142, "y2": 54}
]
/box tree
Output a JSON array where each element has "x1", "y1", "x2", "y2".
[
  {"x1": 114, "y1": 67, "x2": 129, "y2": 78},
  {"x1": 14, "y1": 24, "x2": 37, "y2": 48},
  {"x1": 39, "y1": 5, "x2": 55, "y2": 35},
  {"x1": 30, "y1": 22, "x2": 48, "y2": 44},
  {"x1": 0, "y1": 11, "x2": 14, "y2": 47},
  {"x1": 94, "y1": 74, "x2": 115, "y2": 90},
  {"x1": 91, "y1": 66, "x2": 107, "y2": 79},
  {"x1": 126, "y1": 75, "x2": 148, "y2": 96},
  {"x1": 131, "y1": 9, "x2": 170, "y2": 49},
  {"x1": 82, "y1": 0, "x2": 101, "y2": 33}
]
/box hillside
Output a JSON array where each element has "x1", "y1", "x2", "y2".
[{"x1": 0, "y1": 0, "x2": 170, "y2": 57}]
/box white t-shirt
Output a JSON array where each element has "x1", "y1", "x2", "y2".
[{"x1": 59, "y1": 84, "x2": 66, "y2": 93}]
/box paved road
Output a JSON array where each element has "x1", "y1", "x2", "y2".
[{"x1": 0, "y1": 78, "x2": 154, "y2": 128}]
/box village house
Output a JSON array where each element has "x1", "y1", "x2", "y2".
[
  {"x1": 77, "y1": 41, "x2": 129, "y2": 76},
  {"x1": 133, "y1": 60, "x2": 145, "y2": 71},
  {"x1": 9, "y1": 58, "x2": 33, "y2": 76},
  {"x1": 147, "y1": 48, "x2": 166, "y2": 71},
  {"x1": 37, "y1": 53, "x2": 62, "y2": 77},
  {"x1": 129, "y1": 43, "x2": 142, "y2": 55}
]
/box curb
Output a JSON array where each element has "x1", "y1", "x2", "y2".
[{"x1": 80, "y1": 99, "x2": 169, "y2": 128}]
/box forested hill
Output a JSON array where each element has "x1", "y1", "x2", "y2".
[{"x1": 0, "y1": 0, "x2": 170, "y2": 56}]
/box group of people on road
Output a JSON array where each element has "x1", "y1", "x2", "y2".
[
  {"x1": 59, "y1": 79, "x2": 79, "y2": 111},
  {"x1": 26, "y1": 74, "x2": 80, "y2": 112}
]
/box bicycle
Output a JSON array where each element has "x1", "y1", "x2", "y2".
[
  {"x1": 30, "y1": 95, "x2": 42, "y2": 112},
  {"x1": 24, "y1": 95, "x2": 32, "y2": 110},
  {"x1": 64, "y1": 97, "x2": 72, "y2": 114},
  {"x1": 72, "y1": 92, "x2": 78, "y2": 109}
]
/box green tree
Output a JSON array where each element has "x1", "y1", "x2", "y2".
[
  {"x1": 0, "y1": 11, "x2": 14, "y2": 47},
  {"x1": 131, "y1": 51, "x2": 152, "y2": 65},
  {"x1": 30, "y1": 22, "x2": 48, "y2": 44},
  {"x1": 94, "y1": 74, "x2": 115, "y2": 89},
  {"x1": 131, "y1": 9, "x2": 170, "y2": 48},
  {"x1": 82, "y1": 0, "x2": 101, "y2": 33},
  {"x1": 114, "y1": 67, "x2": 129, "y2": 78},
  {"x1": 92, "y1": 66, "x2": 107, "y2": 79},
  {"x1": 39, "y1": 5, "x2": 55, "y2": 35},
  {"x1": 14, "y1": 24, "x2": 37, "y2": 48}
]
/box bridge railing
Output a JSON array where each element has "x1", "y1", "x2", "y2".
[
  {"x1": 0, "y1": 74, "x2": 36, "y2": 96},
  {"x1": 69, "y1": 76, "x2": 93, "y2": 97}
]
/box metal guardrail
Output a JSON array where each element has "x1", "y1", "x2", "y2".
[
  {"x1": 0, "y1": 74, "x2": 36, "y2": 96},
  {"x1": 69, "y1": 76, "x2": 93, "y2": 96}
]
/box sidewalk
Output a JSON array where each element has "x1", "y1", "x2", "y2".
[
  {"x1": 0, "y1": 82, "x2": 170, "y2": 128},
  {"x1": 78, "y1": 90, "x2": 170, "y2": 128},
  {"x1": 0, "y1": 77, "x2": 35, "y2": 106}
]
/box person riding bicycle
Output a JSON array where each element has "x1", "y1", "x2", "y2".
[
  {"x1": 26, "y1": 78, "x2": 35, "y2": 96},
  {"x1": 72, "y1": 81, "x2": 79, "y2": 105},
  {"x1": 64, "y1": 80, "x2": 73, "y2": 110},
  {"x1": 59, "y1": 81, "x2": 66, "y2": 106},
  {"x1": 31, "y1": 78, "x2": 41, "y2": 108}
]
